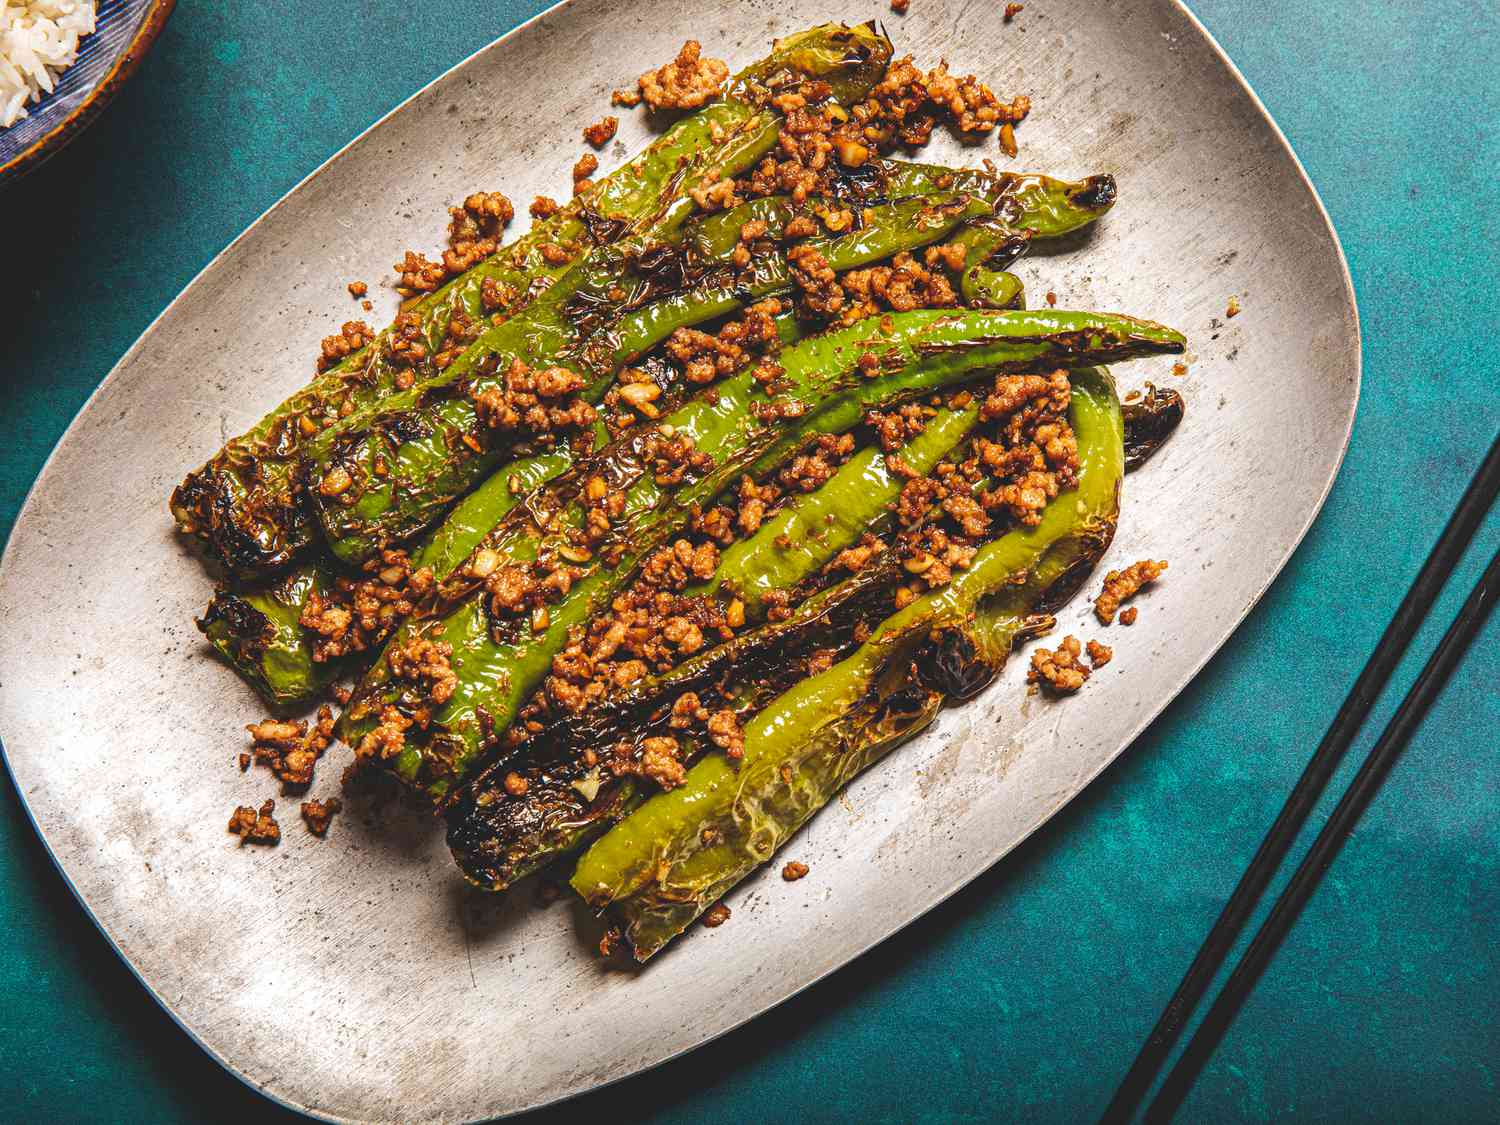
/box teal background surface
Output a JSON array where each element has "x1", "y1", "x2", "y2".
[{"x1": 2, "y1": 1, "x2": 1496, "y2": 1120}]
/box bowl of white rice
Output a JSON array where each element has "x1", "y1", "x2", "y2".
[{"x1": 0, "y1": 0, "x2": 173, "y2": 183}]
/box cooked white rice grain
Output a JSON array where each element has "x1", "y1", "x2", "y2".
[{"x1": 0, "y1": 1, "x2": 97, "y2": 128}]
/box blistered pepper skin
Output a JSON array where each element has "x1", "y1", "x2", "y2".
[
  {"x1": 572, "y1": 368, "x2": 1126, "y2": 960},
  {"x1": 340, "y1": 313, "x2": 1180, "y2": 802},
  {"x1": 170, "y1": 24, "x2": 894, "y2": 577}
]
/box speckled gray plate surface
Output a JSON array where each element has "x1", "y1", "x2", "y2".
[{"x1": 0, "y1": 1, "x2": 1358, "y2": 1121}]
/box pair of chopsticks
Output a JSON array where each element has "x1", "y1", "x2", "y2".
[{"x1": 1103, "y1": 430, "x2": 1500, "y2": 1123}]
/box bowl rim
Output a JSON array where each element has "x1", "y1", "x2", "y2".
[{"x1": 0, "y1": 0, "x2": 177, "y2": 184}]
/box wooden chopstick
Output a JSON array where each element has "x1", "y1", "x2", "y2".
[
  {"x1": 1145, "y1": 541, "x2": 1500, "y2": 1121},
  {"x1": 1102, "y1": 430, "x2": 1500, "y2": 1123}
]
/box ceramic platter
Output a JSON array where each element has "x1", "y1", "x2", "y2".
[{"x1": 0, "y1": 1, "x2": 1358, "y2": 1120}]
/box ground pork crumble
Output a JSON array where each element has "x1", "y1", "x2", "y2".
[
  {"x1": 1028, "y1": 635, "x2": 1114, "y2": 695},
  {"x1": 353, "y1": 704, "x2": 416, "y2": 765},
  {"x1": 701, "y1": 903, "x2": 732, "y2": 927},
  {"x1": 533, "y1": 535, "x2": 726, "y2": 721},
  {"x1": 300, "y1": 797, "x2": 343, "y2": 837},
  {"x1": 299, "y1": 549, "x2": 436, "y2": 663},
  {"x1": 246, "y1": 706, "x2": 335, "y2": 792},
  {"x1": 873, "y1": 371, "x2": 1078, "y2": 598},
  {"x1": 637, "y1": 40, "x2": 729, "y2": 111},
  {"x1": 670, "y1": 692, "x2": 746, "y2": 759},
  {"x1": 471, "y1": 357, "x2": 597, "y2": 444},
  {"x1": 393, "y1": 190, "x2": 515, "y2": 299},
  {"x1": 609, "y1": 734, "x2": 688, "y2": 790},
  {"x1": 583, "y1": 115, "x2": 618, "y2": 147},
  {"x1": 388, "y1": 634, "x2": 458, "y2": 706},
  {"x1": 227, "y1": 799, "x2": 280, "y2": 846},
  {"x1": 1094, "y1": 559, "x2": 1168, "y2": 625},
  {"x1": 316, "y1": 321, "x2": 374, "y2": 374},
  {"x1": 782, "y1": 860, "x2": 810, "y2": 881},
  {"x1": 1027, "y1": 636, "x2": 1088, "y2": 694}
]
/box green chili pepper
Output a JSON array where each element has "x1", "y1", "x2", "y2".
[
  {"x1": 571, "y1": 367, "x2": 1124, "y2": 958},
  {"x1": 169, "y1": 24, "x2": 893, "y2": 578},
  {"x1": 197, "y1": 566, "x2": 338, "y2": 709},
  {"x1": 341, "y1": 310, "x2": 1180, "y2": 800},
  {"x1": 703, "y1": 402, "x2": 980, "y2": 615}
]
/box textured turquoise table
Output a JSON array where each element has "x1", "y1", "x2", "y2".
[{"x1": 2, "y1": 2, "x2": 1496, "y2": 1121}]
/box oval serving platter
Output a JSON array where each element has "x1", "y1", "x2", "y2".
[{"x1": 0, "y1": 0, "x2": 1358, "y2": 1121}]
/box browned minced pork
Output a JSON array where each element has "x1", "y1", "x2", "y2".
[
  {"x1": 316, "y1": 320, "x2": 373, "y2": 373},
  {"x1": 530, "y1": 195, "x2": 561, "y2": 219},
  {"x1": 1094, "y1": 560, "x2": 1168, "y2": 625},
  {"x1": 898, "y1": 525, "x2": 978, "y2": 591},
  {"x1": 246, "y1": 707, "x2": 335, "y2": 791},
  {"x1": 735, "y1": 474, "x2": 781, "y2": 537},
  {"x1": 788, "y1": 244, "x2": 843, "y2": 316},
  {"x1": 782, "y1": 861, "x2": 810, "y2": 880},
  {"x1": 536, "y1": 537, "x2": 728, "y2": 719},
  {"x1": 642, "y1": 428, "x2": 714, "y2": 487},
  {"x1": 1028, "y1": 636, "x2": 1090, "y2": 695},
  {"x1": 702, "y1": 903, "x2": 732, "y2": 927},
  {"x1": 611, "y1": 87, "x2": 642, "y2": 108},
  {"x1": 573, "y1": 152, "x2": 599, "y2": 182},
  {"x1": 471, "y1": 357, "x2": 596, "y2": 443},
  {"x1": 890, "y1": 0, "x2": 910, "y2": 12},
  {"x1": 866, "y1": 403, "x2": 931, "y2": 451},
  {"x1": 705, "y1": 708, "x2": 746, "y2": 760},
  {"x1": 778, "y1": 432, "x2": 856, "y2": 494},
  {"x1": 603, "y1": 735, "x2": 688, "y2": 791},
  {"x1": 300, "y1": 797, "x2": 342, "y2": 837},
  {"x1": 227, "y1": 799, "x2": 280, "y2": 846},
  {"x1": 637, "y1": 41, "x2": 729, "y2": 111},
  {"x1": 393, "y1": 250, "x2": 447, "y2": 295},
  {"x1": 347, "y1": 280, "x2": 368, "y2": 298},
  {"x1": 974, "y1": 370, "x2": 1080, "y2": 528},
  {"x1": 442, "y1": 191, "x2": 515, "y2": 276},
  {"x1": 662, "y1": 297, "x2": 783, "y2": 385},
  {"x1": 1086, "y1": 640, "x2": 1113, "y2": 669},
  {"x1": 584, "y1": 116, "x2": 619, "y2": 147},
  {"x1": 838, "y1": 250, "x2": 956, "y2": 322},
  {"x1": 353, "y1": 705, "x2": 414, "y2": 764},
  {"x1": 712, "y1": 60, "x2": 1028, "y2": 225},
  {"x1": 998, "y1": 122, "x2": 1019, "y2": 158},
  {"x1": 378, "y1": 309, "x2": 427, "y2": 375},
  {"x1": 687, "y1": 168, "x2": 744, "y2": 213},
  {"x1": 849, "y1": 56, "x2": 1027, "y2": 148},
  {"x1": 388, "y1": 634, "x2": 458, "y2": 706},
  {"x1": 1004, "y1": 3, "x2": 1025, "y2": 22},
  {"x1": 1119, "y1": 607, "x2": 1139, "y2": 626},
  {"x1": 299, "y1": 549, "x2": 436, "y2": 663},
  {"x1": 831, "y1": 532, "x2": 886, "y2": 575}
]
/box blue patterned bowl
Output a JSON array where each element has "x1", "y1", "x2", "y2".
[{"x1": 0, "y1": 0, "x2": 174, "y2": 185}]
